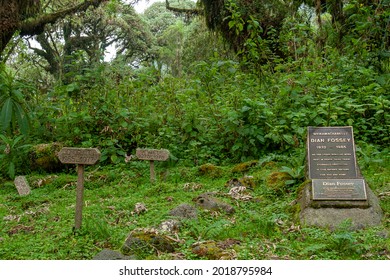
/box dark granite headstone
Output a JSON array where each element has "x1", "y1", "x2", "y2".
[
  {"x1": 307, "y1": 126, "x2": 357, "y2": 179},
  {"x1": 299, "y1": 126, "x2": 383, "y2": 229},
  {"x1": 307, "y1": 126, "x2": 367, "y2": 201}
]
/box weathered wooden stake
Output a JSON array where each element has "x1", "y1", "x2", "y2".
[
  {"x1": 75, "y1": 164, "x2": 85, "y2": 229},
  {"x1": 149, "y1": 160, "x2": 155, "y2": 183}
]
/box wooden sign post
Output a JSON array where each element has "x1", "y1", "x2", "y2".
[
  {"x1": 58, "y1": 147, "x2": 101, "y2": 230},
  {"x1": 136, "y1": 149, "x2": 169, "y2": 183}
]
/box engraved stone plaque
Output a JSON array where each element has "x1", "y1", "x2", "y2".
[
  {"x1": 300, "y1": 126, "x2": 381, "y2": 227},
  {"x1": 312, "y1": 179, "x2": 367, "y2": 200},
  {"x1": 14, "y1": 176, "x2": 31, "y2": 196},
  {"x1": 58, "y1": 148, "x2": 101, "y2": 165},
  {"x1": 307, "y1": 126, "x2": 358, "y2": 179},
  {"x1": 136, "y1": 149, "x2": 169, "y2": 161}
]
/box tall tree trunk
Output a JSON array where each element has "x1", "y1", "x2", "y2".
[{"x1": 0, "y1": 0, "x2": 21, "y2": 54}]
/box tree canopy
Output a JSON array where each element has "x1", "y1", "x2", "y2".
[{"x1": 0, "y1": 0, "x2": 110, "y2": 55}]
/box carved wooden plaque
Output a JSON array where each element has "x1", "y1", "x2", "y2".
[
  {"x1": 58, "y1": 148, "x2": 101, "y2": 165},
  {"x1": 136, "y1": 149, "x2": 169, "y2": 161}
]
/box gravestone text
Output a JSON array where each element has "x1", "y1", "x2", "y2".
[
  {"x1": 307, "y1": 126, "x2": 357, "y2": 179},
  {"x1": 307, "y1": 127, "x2": 367, "y2": 201}
]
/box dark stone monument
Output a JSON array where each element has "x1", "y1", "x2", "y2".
[{"x1": 299, "y1": 126, "x2": 383, "y2": 229}]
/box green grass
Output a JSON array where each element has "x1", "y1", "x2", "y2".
[{"x1": 0, "y1": 156, "x2": 389, "y2": 260}]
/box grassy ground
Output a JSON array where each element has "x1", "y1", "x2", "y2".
[{"x1": 0, "y1": 152, "x2": 389, "y2": 260}]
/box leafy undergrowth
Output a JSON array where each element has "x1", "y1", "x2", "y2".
[{"x1": 0, "y1": 155, "x2": 389, "y2": 260}]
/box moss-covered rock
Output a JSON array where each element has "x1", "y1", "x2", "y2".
[
  {"x1": 93, "y1": 249, "x2": 136, "y2": 260},
  {"x1": 198, "y1": 163, "x2": 223, "y2": 178},
  {"x1": 122, "y1": 228, "x2": 176, "y2": 259},
  {"x1": 231, "y1": 160, "x2": 258, "y2": 173},
  {"x1": 191, "y1": 240, "x2": 238, "y2": 260},
  {"x1": 266, "y1": 171, "x2": 292, "y2": 193},
  {"x1": 191, "y1": 241, "x2": 223, "y2": 259},
  {"x1": 29, "y1": 143, "x2": 64, "y2": 172},
  {"x1": 225, "y1": 175, "x2": 256, "y2": 189},
  {"x1": 169, "y1": 203, "x2": 198, "y2": 220}
]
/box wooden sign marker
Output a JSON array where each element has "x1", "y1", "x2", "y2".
[
  {"x1": 136, "y1": 149, "x2": 169, "y2": 183},
  {"x1": 58, "y1": 147, "x2": 101, "y2": 230}
]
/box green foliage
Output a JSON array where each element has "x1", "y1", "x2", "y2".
[
  {"x1": 0, "y1": 65, "x2": 31, "y2": 135},
  {"x1": 17, "y1": 47, "x2": 387, "y2": 167},
  {"x1": 0, "y1": 134, "x2": 30, "y2": 179},
  {"x1": 343, "y1": 1, "x2": 390, "y2": 70},
  {"x1": 0, "y1": 0, "x2": 388, "y2": 261}
]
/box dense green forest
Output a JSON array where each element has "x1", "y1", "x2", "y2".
[{"x1": 0, "y1": 0, "x2": 389, "y2": 260}]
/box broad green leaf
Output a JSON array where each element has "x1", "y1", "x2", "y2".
[
  {"x1": 8, "y1": 162, "x2": 15, "y2": 179},
  {"x1": 1, "y1": 98, "x2": 13, "y2": 131},
  {"x1": 14, "y1": 102, "x2": 30, "y2": 135}
]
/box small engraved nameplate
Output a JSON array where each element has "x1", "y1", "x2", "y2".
[{"x1": 312, "y1": 179, "x2": 367, "y2": 200}]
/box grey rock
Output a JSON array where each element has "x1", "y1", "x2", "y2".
[
  {"x1": 193, "y1": 193, "x2": 235, "y2": 214},
  {"x1": 299, "y1": 182, "x2": 383, "y2": 230},
  {"x1": 93, "y1": 249, "x2": 135, "y2": 260},
  {"x1": 122, "y1": 228, "x2": 176, "y2": 258},
  {"x1": 14, "y1": 176, "x2": 31, "y2": 196},
  {"x1": 169, "y1": 203, "x2": 198, "y2": 220},
  {"x1": 159, "y1": 219, "x2": 181, "y2": 233}
]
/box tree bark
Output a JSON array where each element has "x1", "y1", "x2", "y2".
[{"x1": 0, "y1": 0, "x2": 20, "y2": 54}]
